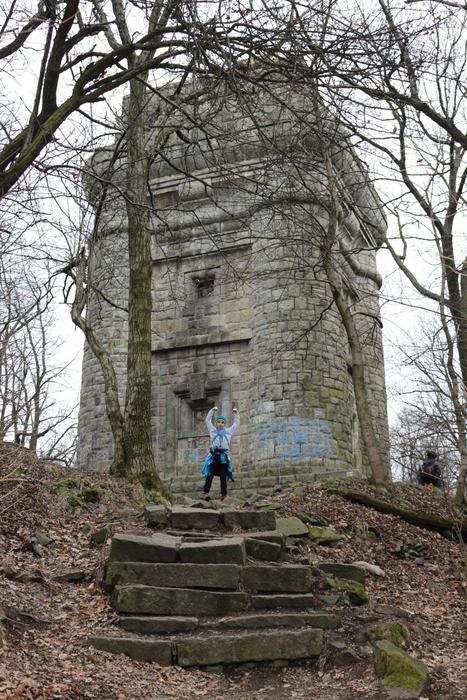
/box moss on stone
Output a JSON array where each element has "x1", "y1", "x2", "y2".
[
  {"x1": 258, "y1": 502, "x2": 281, "y2": 511},
  {"x1": 324, "y1": 575, "x2": 368, "y2": 605},
  {"x1": 308, "y1": 526, "x2": 344, "y2": 544},
  {"x1": 364, "y1": 622, "x2": 410, "y2": 648},
  {"x1": 319, "y1": 563, "x2": 366, "y2": 585},
  {"x1": 373, "y1": 640, "x2": 428, "y2": 696},
  {"x1": 276, "y1": 517, "x2": 309, "y2": 537}
]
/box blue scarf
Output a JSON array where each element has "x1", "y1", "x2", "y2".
[{"x1": 215, "y1": 428, "x2": 227, "y2": 439}]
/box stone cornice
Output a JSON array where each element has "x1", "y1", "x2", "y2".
[{"x1": 152, "y1": 329, "x2": 252, "y2": 353}]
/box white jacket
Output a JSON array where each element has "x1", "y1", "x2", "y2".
[{"x1": 205, "y1": 408, "x2": 240, "y2": 451}]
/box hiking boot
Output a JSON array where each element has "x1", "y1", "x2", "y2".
[{"x1": 202, "y1": 492, "x2": 211, "y2": 501}]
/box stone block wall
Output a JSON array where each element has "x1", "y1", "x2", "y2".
[{"x1": 76, "y1": 81, "x2": 390, "y2": 491}]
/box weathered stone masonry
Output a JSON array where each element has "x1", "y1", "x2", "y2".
[{"x1": 76, "y1": 81, "x2": 390, "y2": 496}]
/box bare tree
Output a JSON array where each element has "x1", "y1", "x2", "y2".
[
  {"x1": 0, "y1": 255, "x2": 76, "y2": 460},
  {"x1": 390, "y1": 316, "x2": 466, "y2": 496},
  {"x1": 391, "y1": 407, "x2": 460, "y2": 490},
  {"x1": 66, "y1": 1, "x2": 276, "y2": 492},
  {"x1": 242, "y1": 0, "x2": 467, "y2": 500}
]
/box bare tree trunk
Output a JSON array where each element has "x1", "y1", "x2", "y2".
[
  {"x1": 123, "y1": 76, "x2": 170, "y2": 498},
  {"x1": 323, "y1": 245, "x2": 390, "y2": 484},
  {"x1": 71, "y1": 254, "x2": 126, "y2": 475},
  {"x1": 316, "y1": 112, "x2": 390, "y2": 484},
  {"x1": 460, "y1": 257, "x2": 467, "y2": 390},
  {"x1": 455, "y1": 454, "x2": 467, "y2": 506}
]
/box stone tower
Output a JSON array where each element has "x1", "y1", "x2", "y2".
[{"x1": 76, "y1": 79, "x2": 389, "y2": 498}]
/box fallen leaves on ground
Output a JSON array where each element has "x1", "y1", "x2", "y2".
[{"x1": 0, "y1": 443, "x2": 465, "y2": 699}]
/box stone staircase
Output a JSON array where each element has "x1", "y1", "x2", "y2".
[
  {"x1": 164, "y1": 464, "x2": 360, "y2": 500},
  {"x1": 89, "y1": 505, "x2": 364, "y2": 668}
]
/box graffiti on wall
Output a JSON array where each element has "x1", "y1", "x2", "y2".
[
  {"x1": 252, "y1": 417, "x2": 333, "y2": 460},
  {"x1": 179, "y1": 435, "x2": 209, "y2": 465}
]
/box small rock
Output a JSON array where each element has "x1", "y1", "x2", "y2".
[
  {"x1": 285, "y1": 544, "x2": 301, "y2": 556},
  {"x1": 15, "y1": 570, "x2": 45, "y2": 584},
  {"x1": 363, "y1": 621, "x2": 411, "y2": 648},
  {"x1": 324, "y1": 575, "x2": 368, "y2": 606},
  {"x1": 374, "y1": 605, "x2": 412, "y2": 619},
  {"x1": 276, "y1": 517, "x2": 309, "y2": 537},
  {"x1": 0, "y1": 565, "x2": 18, "y2": 579},
  {"x1": 0, "y1": 605, "x2": 49, "y2": 629},
  {"x1": 359, "y1": 644, "x2": 373, "y2": 658},
  {"x1": 188, "y1": 500, "x2": 216, "y2": 510},
  {"x1": 52, "y1": 570, "x2": 87, "y2": 582},
  {"x1": 319, "y1": 563, "x2": 366, "y2": 585},
  {"x1": 352, "y1": 561, "x2": 385, "y2": 577},
  {"x1": 145, "y1": 505, "x2": 169, "y2": 528},
  {"x1": 90, "y1": 525, "x2": 111, "y2": 545},
  {"x1": 34, "y1": 532, "x2": 53, "y2": 546},
  {"x1": 329, "y1": 640, "x2": 362, "y2": 666},
  {"x1": 258, "y1": 502, "x2": 281, "y2": 511},
  {"x1": 308, "y1": 526, "x2": 345, "y2": 545},
  {"x1": 317, "y1": 591, "x2": 342, "y2": 606},
  {"x1": 23, "y1": 540, "x2": 44, "y2": 557},
  {"x1": 426, "y1": 581, "x2": 443, "y2": 593},
  {"x1": 295, "y1": 511, "x2": 328, "y2": 526}
]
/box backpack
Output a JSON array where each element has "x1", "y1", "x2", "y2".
[{"x1": 423, "y1": 461, "x2": 435, "y2": 475}]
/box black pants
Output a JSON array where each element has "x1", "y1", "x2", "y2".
[
  {"x1": 203, "y1": 453, "x2": 228, "y2": 497},
  {"x1": 418, "y1": 473, "x2": 442, "y2": 488}
]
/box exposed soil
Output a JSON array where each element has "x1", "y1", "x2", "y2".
[{"x1": 0, "y1": 443, "x2": 465, "y2": 699}]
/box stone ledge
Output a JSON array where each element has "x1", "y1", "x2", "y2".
[
  {"x1": 118, "y1": 616, "x2": 199, "y2": 635},
  {"x1": 176, "y1": 628, "x2": 323, "y2": 667},
  {"x1": 218, "y1": 612, "x2": 341, "y2": 630},
  {"x1": 240, "y1": 565, "x2": 312, "y2": 593},
  {"x1": 178, "y1": 537, "x2": 246, "y2": 565},
  {"x1": 89, "y1": 635, "x2": 173, "y2": 664},
  {"x1": 250, "y1": 593, "x2": 317, "y2": 610},
  {"x1": 109, "y1": 533, "x2": 181, "y2": 563},
  {"x1": 89, "y1": 628, "x2": 324, "y2": 666},
  {"x1": 113, "y1": 585, "x2": 249, "y2": 616},
  {"x1": 144, "y1": 506, "x2": 277, "y2": 533},
  {"x1": 105, "y1": 562, "x2": 241, "y2": 590},
  {"x1": 152, "y1": 329, "x2": 252, "y2": 352}
]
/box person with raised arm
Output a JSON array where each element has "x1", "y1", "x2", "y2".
[{"x1": 201, "y1": 406, "x2": 240, "y2": 501}]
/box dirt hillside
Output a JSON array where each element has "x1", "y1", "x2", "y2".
[{"x1": 0, "y1": 443, "x2": 465, "y2": 699}]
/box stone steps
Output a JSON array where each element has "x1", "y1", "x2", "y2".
[
  {"x1": 106, "y1": 563, "x2": 313, "y2": 593},
  {"x1": 89, "y1": 627, "x2": 324, "y2": 666},
  {"x1": 144, "y1": 505, "x2": 276, "y2": 531},
  {"x1": 112, "y1": 582, "x2": 318, "y2": 617},
  {"x1": 90, "y1": 506, "x2": 366, "y2": 668},
  {"x1": 116, "y1": 611, "x2": 342, "y2": 635},
  {"x1": 164, "y1": 467, "x2": 358, "y2": 500}
]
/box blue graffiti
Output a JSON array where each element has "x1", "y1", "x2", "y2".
[{"x1": 253, "y1": 417, "x2": 333, "y2": 460}]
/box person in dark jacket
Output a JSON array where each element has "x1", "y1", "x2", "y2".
[{"x1": 417, "y1": 450, "x2": 442, "y2": 487}]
